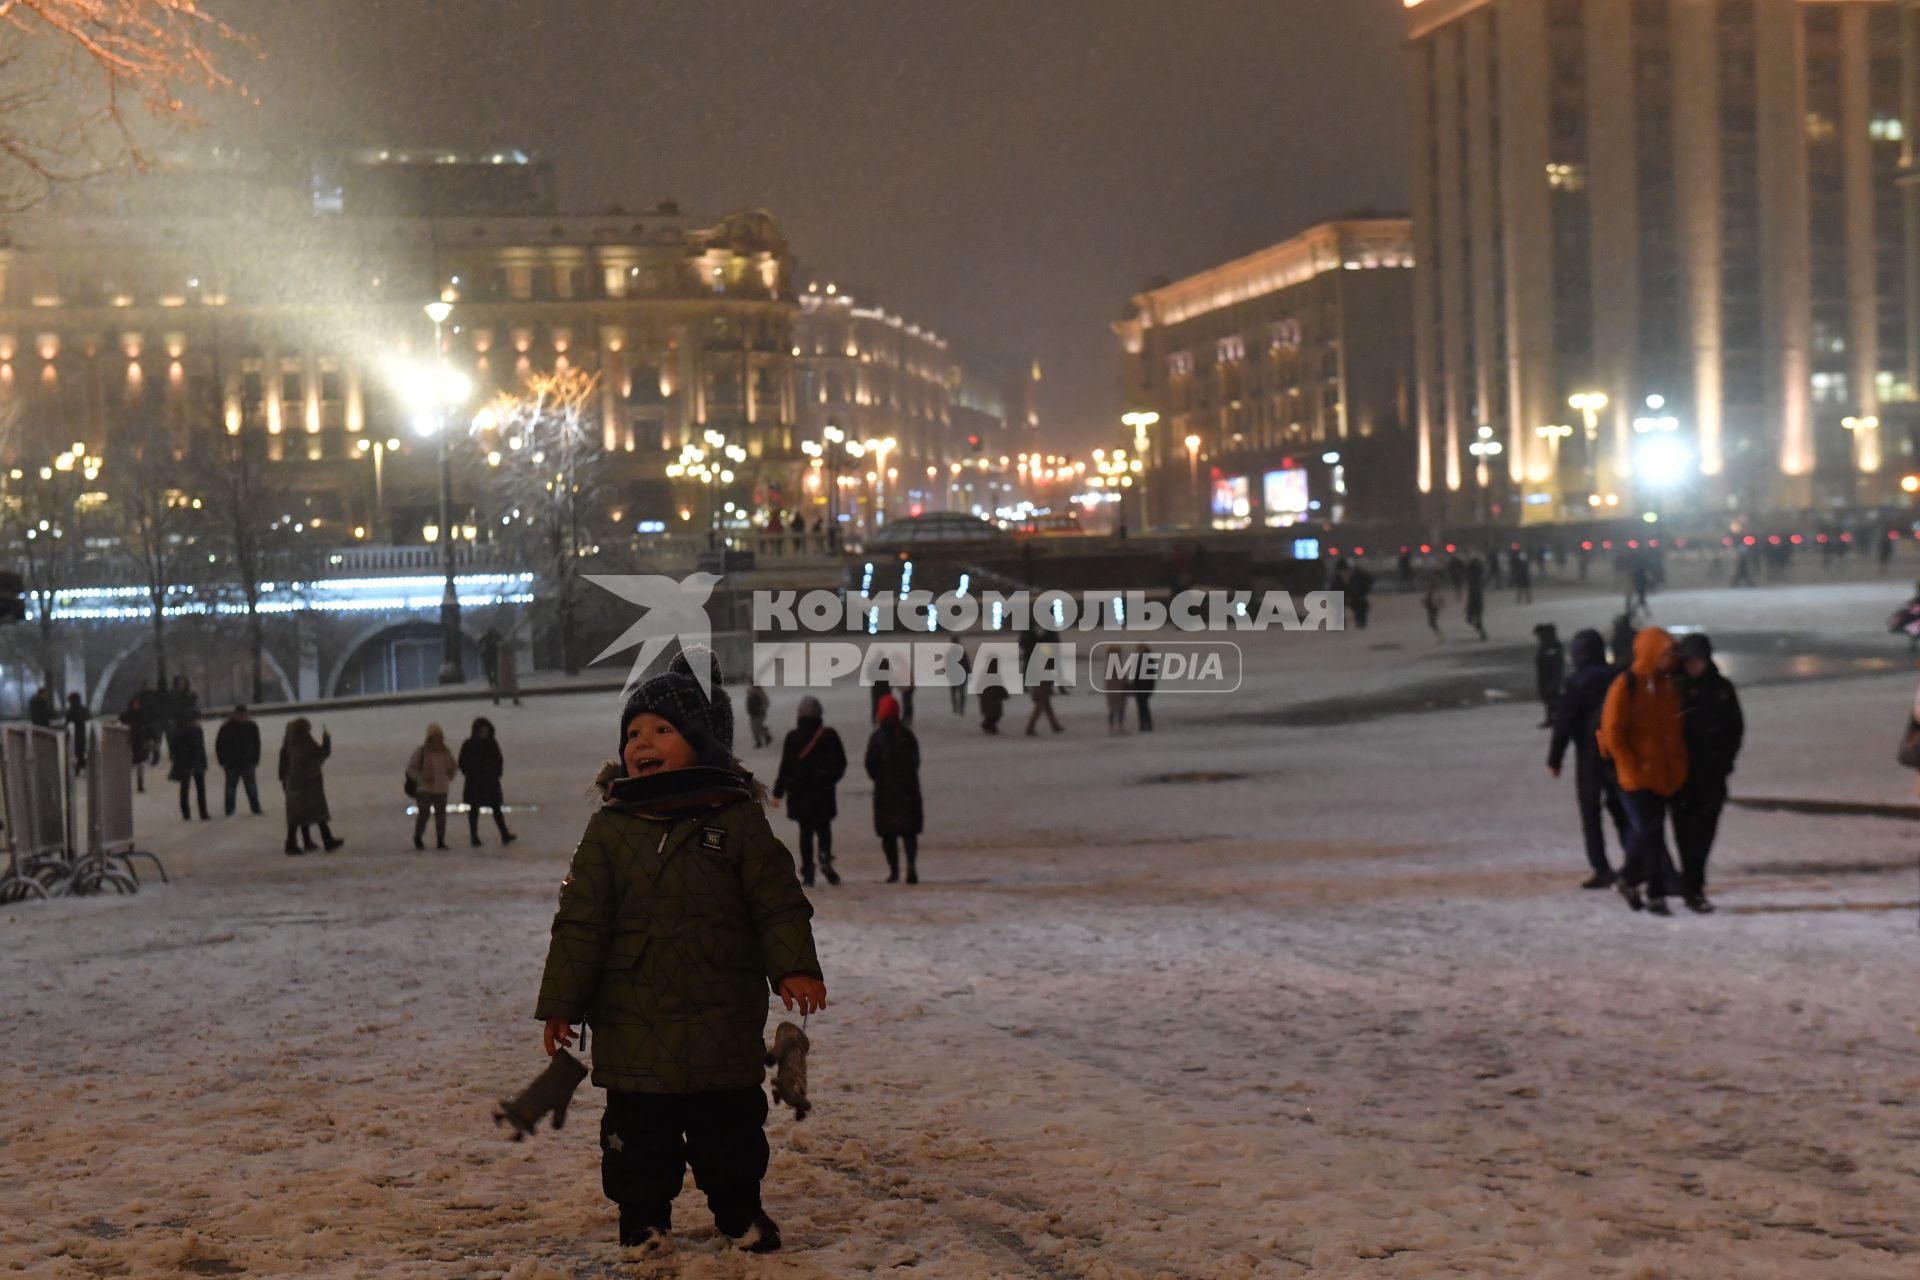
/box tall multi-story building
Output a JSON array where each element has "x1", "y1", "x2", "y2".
[
  {"x1": 1408, "y1": 0, "x2": 1910, "y2": 522},
  {"x1": 0, "y1": 149, "x2": 801, "y2": 540},
  {"x1": 1113, "y1": 217, "x2": 1417, "y2": 530},
  {"x1": 794, "y1": 283, "x2": 1036, "y2": 526},
  {"x1": 1903, "y1": 1, "x2": 1920, "y2": 406}
]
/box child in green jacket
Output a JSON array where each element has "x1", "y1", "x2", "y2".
[{"x1": 536, "y1": 649, "x2": 826, "y2": 1255}]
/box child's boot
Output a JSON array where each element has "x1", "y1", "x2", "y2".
[
  {"x1": 712, "y1": 1192, "x2": 781, "y2": 1254},
  {"x1": 618, "y1": 1202, "x2": 672, "y2": 1254}
]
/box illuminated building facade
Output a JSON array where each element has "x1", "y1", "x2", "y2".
[
  {"x1": 1113, "y1": 218, "x2": 1417, "y2": 530},
  {"x1": 1407, "y1": 0, "x2": 1910, "y2": 522},
  {"x1": 0, "y1": 150, "x2": 800, "y2": 540},
  {"x1": 794, "y1": 285, "x2": 1037, "y2": 525}
]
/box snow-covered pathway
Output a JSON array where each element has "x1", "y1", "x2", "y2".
[{"x1": 5, "y1": 576, "x2": 1919, "y2": 1278}]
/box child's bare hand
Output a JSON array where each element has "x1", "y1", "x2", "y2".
[
  {"x1": 778, "y1": 975, "x2": 827, "y2": 1016},
  {"x1": 542, "y1": 1017, "x2": 576, "y2": 1056}
]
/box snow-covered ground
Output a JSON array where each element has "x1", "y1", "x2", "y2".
[{"x1": 5, "y1": 569, "x2": 1920, "y2": 1279}]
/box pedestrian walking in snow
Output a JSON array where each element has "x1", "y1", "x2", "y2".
[
  {"x1": 168, "y1": 708, "x2": 210, "y2": 821},
  {"x1": 1672, "y1": 633, "x2": 1743, "y2": 914},
  {"x1": 1598, "y1": 627, "x2": 1688, "y2": 915},
  {"x1": 1627, "y1": 562, "x2": 1652, "y2": 620},
  {"x1": 771, "y1": 695, "x2": 846, "y2": 887},
  {"x1": 1446, "y1": 554, "x2": 1466, "y2": 599},
  {"x1": 865, "y1": 693, "x2": 924, "y2": 884},
  {"x1": 1346, "y1": 562, "x2": 1374, "y2": 629},
  {"x1": 1105, "y1": 680, "x2": 1129, "y2": 734},
  {"x1": 215, "y1": 704, "x2": 263, "y2": 816},
  {"x1": 1729, "y1": 546, "x2": 1757, "y2": 587},
  {"x1": 1608, "y1": 613, "x2": 1637, "y2": 668},
  {"x1": 1422, "y1": 578, "x2": 1444, "y2": 641},
  {"x1": 406, "y1": 723, "x2": 459, "y2": 851},
  {"x1": 950, "y1": 644, "x2": 971, "y2": 715},
  {"x1": 1533, "y1": 624, "x2": 1565, "y2": 729},
  {"x1": 1024, "y1": 630, "x2": 1065, "y2": 734},
  {"x1": 278, "y1": 718, "x2": 342, "y2": 855},
  {"x1": 745, "y1": 684, "x2": 772, "y2": 748},
  {"x1": 978, "y1": 681, "x2": 1008, "y2": 734},
  {"x1": 1512, "y1": 551, "x2": 1533, "y2": 604},
  {"x1": 120, "y1": 686, "x2": 155, "y2": 790},
  {"x1": 1464, "y1": 561, "x2": 1488, "y2": 642},
  {"x1": 1132, "y1": 642, "x2": 1156, "y2": 731},
  {"x1": 535, "y1": 649, "x2": 824, "y2": 1255},
  {"x1": 457, "y1": 717, "x2": 517, "y2": 847},
  {"x1": 1547, "y1": 629, "x2": 1632, "y2": 888},
  {"x1": 65, "y1": 692, "x2": 90, "y2": 775}
]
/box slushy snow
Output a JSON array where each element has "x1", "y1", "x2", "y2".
[{"x1": 3, "y1": 565, "x2": 1919, "y2": 1278}]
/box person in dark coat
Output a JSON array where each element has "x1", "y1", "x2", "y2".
[
  {"x1": 1672, "y1": 633, "x2": 1744, "y2": 914},
  {"x1": 27, "y1": 686, "x2": 53, "y2": 727},
  {"x1": 65, "y1": 692, "x2": 90, "y2": 774},
  {"x1": 1463, "y1": 560, "x2": 1488, "y2": 641},
  {"x1": 279, "y1": 718, "x2": 342, "y2": 855},
  {"x1": 1532, "y1": 624, "x2": 1566, "y2": 729},
  {"x1": 1132, "y1": 642, "x2": 1156, "y2": 731},
  {"x1": 1445, "y1": 554, "x2": 1466, "y2": 599},
  {"x1": 1608, "y1": 612, "x2": 1637, "y2": 668},
  {"x1": 165, "y1": 674, "x2": 199, "y2": 743},
  {"x1": 771, "y1": 695, "x2": 846, "y2": 887},
  {"x1": 1512, "y1": 551, "x2": 1533, "y2": 604},
  {"x1": 168, "y1": 708, "x2": 210, "y2": 821},
  {"x1": 1547, "y1": 628, "x2": 1632, "y2": 889},
  {"x1": 457, "y1": 716, "x2": 517, "y2": 846},
  {"x1": 119, "y1": 688, "x2": 152, "y2": 790},
  {"x1": 978, "y1": 681, "x2": 1008, "y2": 734},
  {"x1": 744, "y1": 684, "x2": 772, "y2": 748},
  {"x1": 1345, "y1": 563, "x2": 1374, "y2": 629},
  {"x1": 864, "y1": 693, "x2": 924, "y2": 884},
  {"x1": 214, "y1": 704, "x2": 263, "y2": 816}
]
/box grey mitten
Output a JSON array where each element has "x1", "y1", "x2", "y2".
[
  {"x1": 495, "y1": 1049, "x2": 589, "y2": 1140},
  {"x1": 765, "y1": 1022, "x2": 811, "y2": 1121}
]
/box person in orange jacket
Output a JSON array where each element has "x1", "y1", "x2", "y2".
[{"x1": 1597, "y1": 626, "x2": 1688, "y2": 915}]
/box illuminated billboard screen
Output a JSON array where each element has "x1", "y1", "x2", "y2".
[{"x1": 1263, "y1": 468, "x2": 1309, "y2": 527}]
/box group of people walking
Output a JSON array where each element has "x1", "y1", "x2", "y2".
[
  {"x1": 768, "y1": 691, "x2": 923, "y2": 886},
  {"x1": 1544, "y1": 621, "x2": 1744, "y2": 915},
  {"x1": 403, "y1": 718, "x2": 518, "y2": 851}
]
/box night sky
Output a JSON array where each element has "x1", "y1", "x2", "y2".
[{"x1": 221, "y1": 0, "x2": 1408, "y2": 452}]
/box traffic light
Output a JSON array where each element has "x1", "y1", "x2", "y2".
[
  {"x1": 0, "y1": 570, "x2": 24, "y2": 623},
  {"x1": 967, "y1": 434, "x2": 982, "y2": 453}
]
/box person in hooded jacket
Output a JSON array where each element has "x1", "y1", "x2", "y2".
[
  {"x1": 406, "y1": 723, "x2": 459, "y2": 850},
  {"x1": 1671, "y1": 633, "x2": 1744, "y2": 914},
  {"x1": 279, "y1": 719, "x2": 343, "y2": 855},
  {"x1": 770, "y1": 695, "x2": 846, "y2": 887},
  {"x1": 457, "y1": 717, "x2": 518, "y2": 847},
  {"x1": 865, "y1": 693, "x2": 924, "y2": 884},
  {"x1": 534, "y1": 648, "x2": 822, "y2": 1255},
  {"x1": 1597, "y1": 627, "x2": 1688, "y2": 915},
  {"x1": 1548, "y1": 629, "x2": 1633, "y2": 888},
  {"x1": 1533, "y1": 624, "x2": 1565, "y2": 729}
]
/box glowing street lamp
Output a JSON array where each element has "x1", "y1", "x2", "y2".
[{"x1": 419, "y1": 298, "x2": 466, "y2": 683}]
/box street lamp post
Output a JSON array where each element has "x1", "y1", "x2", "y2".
[
  {"x1": 1468, "y1": 425, "x2": 1504, "y2": 523},
  {"x1": 1183, "y1": 433, "x2": 1202, "y2": 528},
  {"x1": 424, "y1": 299, "x2": 465, "y2": 685},
  {"x1": 1569, "y1": 391, "x2": 1610, "y2": 500},
  {"x1": 1122, "y1": 411, "x2": 1158, "y2": 530}
]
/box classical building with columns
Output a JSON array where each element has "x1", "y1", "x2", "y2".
[
  {"x1": 1113, "y1": 218, "x2": 1418, "y2": 530},
  {"x1": 794, "y1": 283, "x2": 1037, "y2": 527},
  {"x1": 1407, "y1": 0, "x2": 1911, "y2": 523},
  {"x1": 0, "y1": 149, "x2": 801, "y2": 541}
]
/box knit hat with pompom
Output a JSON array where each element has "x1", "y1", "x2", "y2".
[{"x1": 618, "y1": 646, "x2": 734, "y2": 763}]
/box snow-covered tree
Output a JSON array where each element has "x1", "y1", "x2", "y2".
[{"x1": 473, "y1": 368, "x2": 605, "y2": 675}]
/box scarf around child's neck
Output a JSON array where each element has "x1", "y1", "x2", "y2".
[{"x1": 598, "y1": 764, "x2": 757, "y2": 817}]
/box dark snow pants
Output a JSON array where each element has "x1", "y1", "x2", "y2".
[
  {"x1": 796, "y1": 821, "x2": 833, "y2": 879},
  {"x1": 1574, "y1": 751, "x2": 1632, "y2": 878},
  {"x1": 1620, "y1": 789, "x2": 1681, "y2": 900},
  {"x1": 601, "y1": 1087, "x2": 769, "y2": 1234},
  {"x1": 1672, "y1": 778, "x2": 1728, "y2": 898}
]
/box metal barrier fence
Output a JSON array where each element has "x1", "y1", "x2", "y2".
[{"x1": 0, "y1": 720, "x2": 164, "y2": 903}]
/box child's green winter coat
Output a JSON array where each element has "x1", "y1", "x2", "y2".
[{"x1": 535, "y1": 767, "x2": 821, "y2": 1093}]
